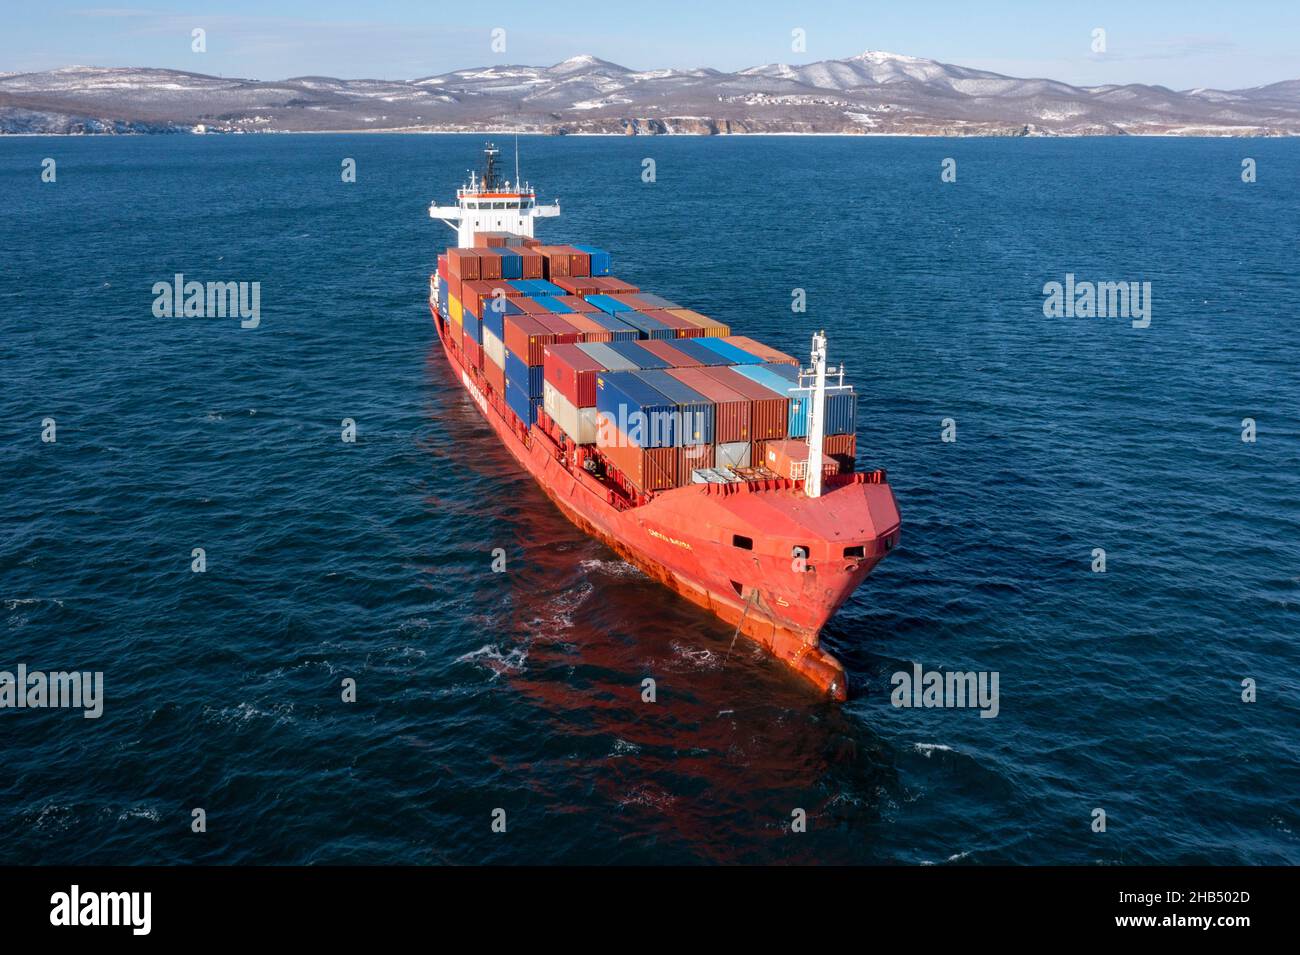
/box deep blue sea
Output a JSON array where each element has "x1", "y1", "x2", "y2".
[{"x1": 1, "y1": 134, "x2": 1297, "y2": 865}]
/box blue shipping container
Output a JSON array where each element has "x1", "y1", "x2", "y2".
[
  {"x1": 510, "y1": 279, "x2": 567, "y2": 298},
  {"x1": 668, "y1": 339, "x2": 734, "y2": 366},
  {"x1": 603, "y1": 341, "x2": 672, "y2": 369},
  {"x1": 615, "y1": 311, "x2": 675, "y2": 340},
  {"x1": 497, "y1": 248, "x2": 523, "y2": 280},
  {"x1": 572, "y1": 244, "x2": 612, "y2": 276},
  {"x1": 594, "y1": 371, "x2": 678, "y2": 448},
  {"x1": 534, "y1": 295, "x2": 572, "y2": 314},
  {"x1": 693, "y1": 338, "x2": 766, "y2": 364},
  {"x1": 585, "y1": 294, "x2": 635, "y2": 314},
  {"x1": 462, "y1": 309, "x2": 482, "y2": 345},
  {"x1": 482, "y1": 307, "x2": 505, "y2": 341},
  {"x1": 504, "y1": 379, "x2": 538, "y2": 426},
  {"x1": 634, "y1": 369, "x2": 715, "y2": 445},
  {"x1": 505, "y1": 349, "x2": 544, "y2": 397},
  {"x1": 582, "y1": 312, "x2": 640, "y2": 341}
]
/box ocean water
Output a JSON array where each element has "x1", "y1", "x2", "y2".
[{"x1": 1, "y1": 134, "x2": 1297, "y2": 865}]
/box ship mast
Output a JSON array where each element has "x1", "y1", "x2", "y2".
[
  {"x1": 805, "y1": 331, "x2": 829, "y2": 499},
  {"x1": 428, "y1": 141, "x2": 560, "y2": 248}
]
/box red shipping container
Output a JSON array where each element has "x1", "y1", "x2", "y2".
[
  {"x1": 552, "y1": 295, "x2": 598, "y2": 313},
  {"x1": 723, "y1": 335, "x2": 799, "y2": 365},
  {"x1": 437, "y1": 254, "x2": 448, "y2": 280},
  {"x1": 475, "y1": 247, "x2": 503, "y2": 281},
  {"x1": 521, "y1": 236, "x2": 541, "y2": 248},
  {"x1": 599, "y1": 426, "x2": 677, "y2": 493},
  {"x1": 484, "y1": 353, "x2": 506, "y2": 395},
  {"x1": 533, "y1": 246, "x2": 572, "y2": 279},
  {"x1": 460, "y1": 279, "x2": 515, "y2": 319},
  {"x1": 552, "y1": 311, "x2": 613, "y2": 342},
  {"x1": 463, "y1": 338, "x2": 482, "y2": 370},
  {"x1": 666, "y1": 367, "x2": 752, "y2": 443},
  {"x1": 638, "y1": 340, "x2": 701, "y2": 367},
  {"x1": 503, "y1": 314, "x2": 556, "y2": 365},
  {"x1": 641, "y1": 309, "x2": 704, "y2": 339},
  {"x1": 822, "y1": 433, "x2": 857, "y2": 473},
  {"x1": 447, "y1": 248, "x2": 480, "y2": 281},
  {"x1": 699, "y1": 366, "x2": 788, "y2": 440},
  {"x1": 473, "y1": 231, "x2": 513, "y2": 247},
  {"x1": 533, "y1": 314, "x2": 581, "y2": 344},
  {"x1": 543, "y1": 343, "x2": 607, "y2": 408},
  {"x1": 559, "y1": 245, "x2": 590, "y2": 277},
  {"x1": 677, "y1": 442, "x2": 715, "y2": 483},
  {"x1": 551, "y1": 276, "x2": 604, "y2": 296},
  {"x1": 512, "y1": 247, "x2": 543, "y2": 279},
  {"x1": 594, "y1": 276, "x2": 640, "y2": 294},
  {"x1": 514, "y1": 296, "x2": 549, "y2": 315}
]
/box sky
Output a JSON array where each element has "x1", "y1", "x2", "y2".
[{"x1": 3, "y1": 1, "x2": 1297, "y2": 90}]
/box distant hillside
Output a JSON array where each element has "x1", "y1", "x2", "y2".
[{"x1": 3, "y1": 51, "x2": 1298, "y2": 136}]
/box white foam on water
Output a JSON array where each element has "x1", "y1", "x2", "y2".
[
  {"x1": 457, "y1": 643, "x2": 527, "y2": 677},
  {"x1": 579, "y1": 558, "x2": 642, "y2": 579},
  {"x1": 670, "y1": 641, "x2": 721, "y2": 671},
  {"x1": 914, "y1": 743, "x2": 954, "y2": 758}
]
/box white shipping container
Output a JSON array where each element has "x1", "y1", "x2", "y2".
[
  {"x1": 482, "y1": 327, "x2": 506, "y2": 369},
  {"x1": 715, "y1": 440, "x2": 751, "y2": 469},
  {"x1": 543, "y1": 380, "x2": 600, "y2": 445}
]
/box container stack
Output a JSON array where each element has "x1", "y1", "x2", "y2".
[{"x1": 438, "y1": 241, "x2": 859, "y2": 494}]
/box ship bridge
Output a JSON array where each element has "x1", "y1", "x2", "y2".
[{"x1": 429, "y1": 142, "x2": 560, "y2": 247}]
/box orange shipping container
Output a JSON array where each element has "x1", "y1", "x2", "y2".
[
  {"x1": 552, "y1": 311, "x2": 613, "y2": 342},
  {"x1": 641, "y1": 309, "x2": 704, "y2": 339},
  {"x1": 722, "y1": 335, "x2": 799, "y2": 365},
  {"x1": 667, "y1": 308, "x2": 729, "y2": 337},
  {"x1": 599, "y1": 428, "x2": 677, "y2": 493}
]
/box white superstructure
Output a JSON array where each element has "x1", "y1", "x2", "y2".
[{"x1": 428, "y1": 142, "x2": 560, "y2": 249}]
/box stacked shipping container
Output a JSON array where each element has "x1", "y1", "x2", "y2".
[{"x1": 438, "y1": 242, "x2": 859, "y2": 494}]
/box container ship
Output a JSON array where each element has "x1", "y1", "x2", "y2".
[{"x1": 428, "y1": 145, "x2": 900, "y2": 700}]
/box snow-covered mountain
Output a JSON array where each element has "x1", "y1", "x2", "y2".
[{"x1": 3, "y1": 50, "x2": 1297, "y2": 135}]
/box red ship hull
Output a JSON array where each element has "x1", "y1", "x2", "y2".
[{"x1": 431, "y1": 305, "x2": 900, "y2": 700}]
